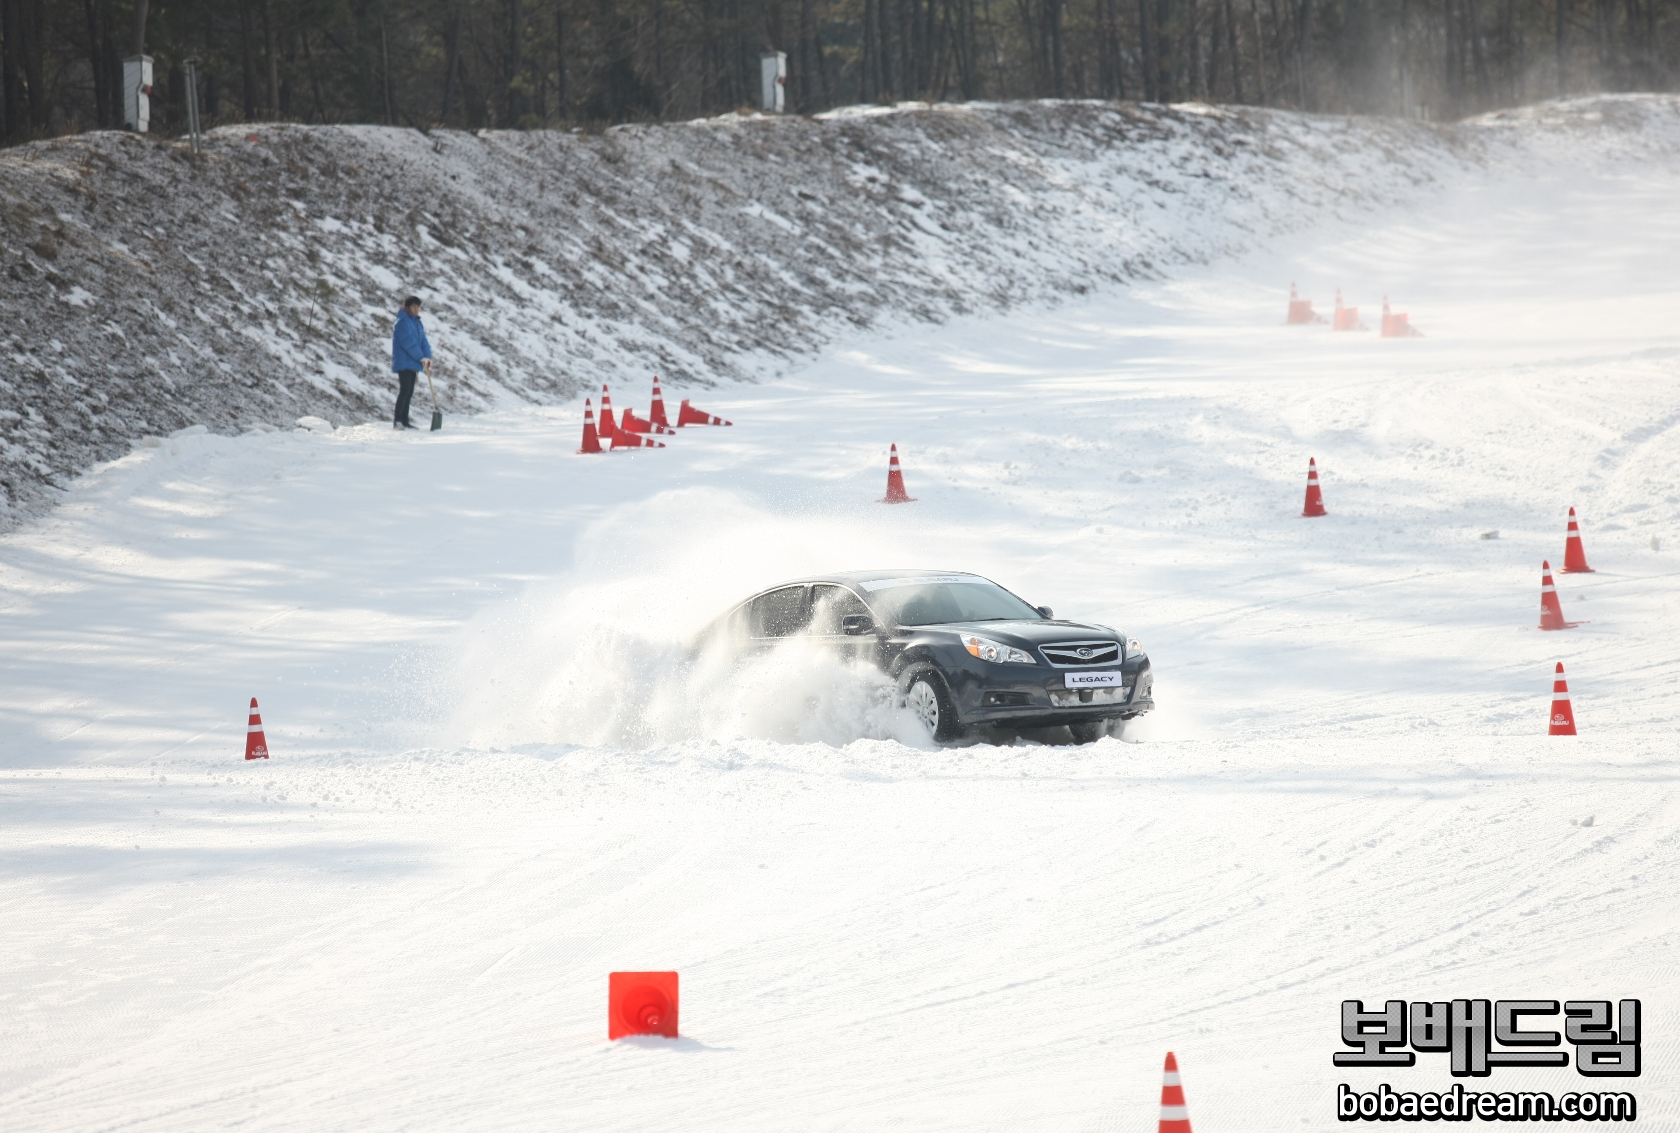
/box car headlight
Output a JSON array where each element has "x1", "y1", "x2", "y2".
[
  {"x1": 1127, "y1": 638, "x2": 1144, "y2": 658},
  {"x1": 961, "y1": 634, "x2": 1036, "y2": 664}
]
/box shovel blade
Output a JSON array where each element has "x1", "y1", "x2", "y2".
[{"x1": 430, "y1": 410, "x2": 443, "y2": 432}]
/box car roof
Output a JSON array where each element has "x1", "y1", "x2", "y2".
[{"x1": 773, "y1": 569, "x2": 989, "y2": 589}]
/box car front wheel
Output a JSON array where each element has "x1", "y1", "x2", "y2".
[
  {"x1": 899, "y1": 664, "x2": 963, "y2": 743},
  {"x1": 1068, "y1": 721, "x2": 1106, "y2": 745}
]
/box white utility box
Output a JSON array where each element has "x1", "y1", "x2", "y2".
[
  {"x1": 124, "y1": 55, "x2": 154, "y2": 132},
  {"x1": 760, "y1": 52, "x2": 786, "y2": 113}
]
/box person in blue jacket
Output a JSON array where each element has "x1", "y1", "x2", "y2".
[{"x1": 390, "y1": 296, "x2": 433, "y2": 429}]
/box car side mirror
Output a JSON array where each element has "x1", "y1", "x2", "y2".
[
  {"x1": 841, "y1": 614, "x2": 875, "y2": 636},
  {"x1": 1036, "y1": 606, "x2": 1054, "y2": 619}
]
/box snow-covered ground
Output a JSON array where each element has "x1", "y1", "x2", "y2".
[{"x1": 4, "y1": 99, "x2": 1680, "y2": 1130}]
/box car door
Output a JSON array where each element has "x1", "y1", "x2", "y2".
[
  {"x1": 746, "y1": 585, "x2": 811, "y2": 653},
  {"x1": 807, "y1": 584, "x2": 876, "y2": 665}
]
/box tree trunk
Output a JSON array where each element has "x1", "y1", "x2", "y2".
[
  {"x1": 442, "y1": 8, "x2": 461, "y2": 121},
  {"x1": 2, "y1": 0, "x2": 21, "y2": 139},
  {"x1": 1224, "y1": 0, "x2": 1242, "y2": 100},
  {"x1": 83, "y1": 0, "x2": 109, "y2": 125},
  {"x1": 20, "y1": 0, "x2": 44, "y2": 128},
  {"x1": 240, "y1": 0, "x2": 257, "y2": 119},
  {"x1": 1466, "y1": 0, "x2": 1487, "y2": 105},
  {"x1": 380, "y1": 19, "x2": 394, "y2": 124},
  {"x1": 1047, "y1": 0, "x2": 1065, "y2": 96},
  {"x1": 1250, "y1": 0, "x2": 1266, "y2": 101},
  {"x1": 1293, "y1": 0, "x2": 1309, "y2": 109},
  {"x1": 1555, "y1": 0, "x2": 1566, "y2": 95},
  {"x1": 1138, "y1": 0, "x2": 1155, "y2": 100},
  {"x1": 554, "y1": 0, "x2": 566, "y2": 118},
  {"x1": 131, "y1": 0, "x2": 147, "y2": 55},
  {"x1": 507, "y1": 0, "x2": 522, "y2": 123},
  {"x1": 1155, "y1": 0, "x2": 1173, "y2": 102},
  {"x1": 302, "y1": 31, "x2": 327, "y2": 121},
  {"x1": 263, "y1": 0, "x2": 279, "y2": 117}
]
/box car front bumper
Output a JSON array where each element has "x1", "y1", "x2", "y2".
[{"x1": 927, "y1": 646, "x2": 1155, "y2": 729}]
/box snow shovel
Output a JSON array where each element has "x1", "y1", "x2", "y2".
[{"x1": 425, "y1": 359, "x2": 443, "y2": 432}]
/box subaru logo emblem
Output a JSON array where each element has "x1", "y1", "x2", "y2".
[{"x1": 1077, "y1": 647, "x2": 1092, "y2": 658}]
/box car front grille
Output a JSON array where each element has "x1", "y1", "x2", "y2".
[{"x1": 1039, "y1": 640, "x2": 1121, "y2": 667}]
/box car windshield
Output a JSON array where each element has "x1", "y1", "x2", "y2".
[{"x1": 861, "y1": 578, "x2": 1043, "y2": 627}]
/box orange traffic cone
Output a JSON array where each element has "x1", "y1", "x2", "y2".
[
  {"x1": 609, "y1": 971, "x2": 679, "y2": 1040},
  {"x1": 245, "y1": 697, "x2": 270, "y2": 760},
  {"x1": 1561, "y1": 508, "x2": 1594, "y2": 573},
  {"x1": 880, "y1": 443, "x2": 916, "y2": 504},
  {"x1": 620, "y1": 406, "x2": 675, "y2": 435},
  {"x1": 578, "y1": 398, "x2": 604, "y2": 454},
  {"x1": 1158, "y1": 1052, "x2": 1192, "y2": 1133},
  {"x1": 1549, "y1": 662, "x2": 1577, "y2": 735},
  {"x1": 1539, "y1": 561, "x2": 1578, "y2": 630},
  {"x1": 599, "y1": 385, "x2": 621, "y2": 442},
  {"x1": 1333, "y1": 287, "x2": 1359, "y2": 331},
  {"x1": 649, "y1": 378, "x2": 670, "y2": 429},
  {"x1": 1301, "y1": 458, "x2": 1326, "y2": 517},
  {"x1": 1286, "y1": 282, "x2": 1315, "y2": 325},
  {"x1": 611, "y1": 428, "x2": 665, "y2": 450},
  {"x1": 676, "y1": 398, "x2": 732, "y2": 426}
]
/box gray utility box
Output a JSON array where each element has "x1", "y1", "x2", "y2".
[
  {"x1": 760, "y1": 52, "x2": 786, "y2": 114},
  {"x1": 124, "y1": 55, "x2": 154, "y2": 132}
]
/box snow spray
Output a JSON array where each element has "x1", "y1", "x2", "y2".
[{"x1": 437, "y1": 489, "x2": 935, "y2": 749}]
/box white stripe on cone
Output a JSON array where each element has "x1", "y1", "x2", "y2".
[{"x1": 1161, "y1": 1107, "x2": 1189, "y2": 1121}]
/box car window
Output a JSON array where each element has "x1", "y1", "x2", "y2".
[
  {"x1": 808, "y1": 585, "x2": 871, "y2": 634},
  {"x1": 749, "y1": 585, "x2": 810, "y2": 638},
  {"x1": 865, "y1": 580, "x2": 1042, "y2": 627}
]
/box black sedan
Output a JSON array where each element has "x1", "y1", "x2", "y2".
[{"x1": 695, "y1": 569, "x2": 1153, "y2": 743}]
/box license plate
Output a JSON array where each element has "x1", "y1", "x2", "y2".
[{"x1": 1064, "y1": 671, "x2": 1124, "y2": 688}]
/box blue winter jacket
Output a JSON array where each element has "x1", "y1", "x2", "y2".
[{"x1": 391, "y1": 309, "x2": 433, "y2": 373}]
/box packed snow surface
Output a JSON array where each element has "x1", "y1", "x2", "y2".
[{"x1": 3, "y1": 97, "x2": 1680, "y2": 1130}]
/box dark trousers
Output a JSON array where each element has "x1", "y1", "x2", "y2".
[{"x1": 394, "y1": 370, "x2": 418, "y2": 426}]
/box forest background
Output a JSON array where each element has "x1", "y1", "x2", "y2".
[{"x1": 2, "y1": 0, "x2": 1677, "y2": 147}]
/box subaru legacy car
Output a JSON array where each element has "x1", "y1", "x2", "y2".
[{"x1": 694, "y1": 569, "x2": 1153, "y2": 743}]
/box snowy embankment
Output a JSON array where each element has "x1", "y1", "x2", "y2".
[
  {"x1": 2, "y1": 94, "x2": 1634, "y2": 529},
  {"x1": 4, "y1": 96, "x2": 1680, "y2": 1132}
]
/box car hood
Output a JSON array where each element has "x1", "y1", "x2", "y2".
[{"x1": 907, "y1": 619, "x2": 1121, "y2": 646}]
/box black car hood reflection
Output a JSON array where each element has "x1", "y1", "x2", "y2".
[{"x1": 906, "y1": 619, "x2": 1117, "y2": 646}]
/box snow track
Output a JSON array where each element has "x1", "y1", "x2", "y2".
[{"x1": 3, "y1": 97, "x2": 1680, "y2": 1131}]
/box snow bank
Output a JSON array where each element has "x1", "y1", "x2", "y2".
[{"x1": 6, "y1": 95, "x2": 1680, "y2": 531}]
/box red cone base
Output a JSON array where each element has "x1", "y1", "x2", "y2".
[
  {"x1": 1539, "y1": 560, "x2": 1578, "y2": 630},
  {"x1": 245, "y1": 697, "x2": 269, "y2": 760},
  {"x1": 578, "y1": 398, "x2": 603, "y2": 454},
  {"x1": 881, "y1": 443, "x2": 916, "y2": 504},
  {"x1": 611, "y1": 428, "x2": 665, "y2": 450},
  {"x1": 1561, "y1": 507, "x2": 1594, "y2": 573},
  {"x1": 649, "y1": 378, "x2": 670, "y2": 429},
  {"x1": 1159, "y1": 1052, "x2": 1193, "y2": 1133},
  {"x1": 676, "y1": 398, "x2": 731, "y2": 426},
  {"x1": 620, "y1": 407, "x2": 675, "y2": 435},
  {"x1": 609, "y1": 971, "x2": 679, "y2": 1039},
  {"x1": 1549, "y1": 662, "x2": 1577, "y2": 735},
  {"x1": 1301, "y1": 458, "x2": 1326, "y2": 518}
]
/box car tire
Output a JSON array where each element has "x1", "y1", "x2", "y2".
[
  {"x1": 1068, "y1": 721, "x2": 1106, "y2": 745},
  {"x1": 899, "y1": 664, "x2": 963, "y2": 743}
]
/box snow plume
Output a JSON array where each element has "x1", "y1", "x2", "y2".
[{"x1": 440, "y1": 488, "x2": 932, "y2": 749}]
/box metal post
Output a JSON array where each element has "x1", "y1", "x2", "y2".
[{"x1": 184, "y1": 55, "x2": 203, "y2": 152}]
